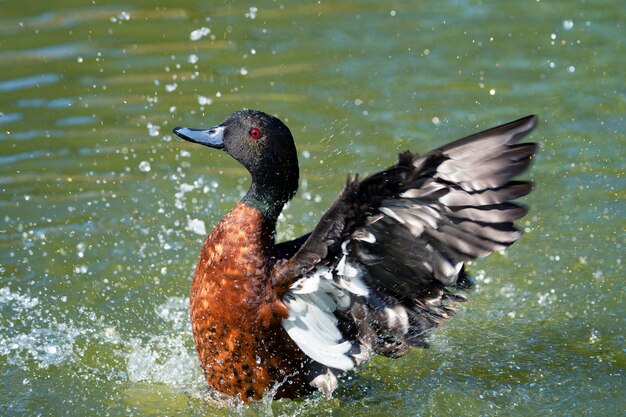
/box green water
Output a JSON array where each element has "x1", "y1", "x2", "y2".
[{"x1": 1, "y1": 1, "x2": 623, "y2": 416}]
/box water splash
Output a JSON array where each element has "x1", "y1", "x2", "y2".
[
  {"x1": 0, "y1": 288, "x2": 201, "y2": 389},
  {"x1": 126, "y1": 335, "x2": 199, "y2": 386},
  {"x1": 0, "y1": 287, "x2": 79, "y2": 369}
]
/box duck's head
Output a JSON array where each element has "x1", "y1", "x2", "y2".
[{"x1": 174, "y1": 109, "x2": 299, "y2": 218}]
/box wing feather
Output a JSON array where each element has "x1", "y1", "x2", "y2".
[{"x1": 274, "y1": 115, "x2": 538, "y2": 390}]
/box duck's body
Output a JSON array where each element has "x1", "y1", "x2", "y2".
[
  {"x1": 189, "y1": 202, "x2": 310, "y2": 399},
  {"x1": 174, "y1": 110, "x2": 538, "y2": 402}
]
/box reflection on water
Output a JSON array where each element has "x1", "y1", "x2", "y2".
[{"x1": 0, "y1": 1, "x2": 624, "y2": 416}]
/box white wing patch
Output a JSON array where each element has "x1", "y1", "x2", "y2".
[
  {"x1": 281, "y1": 251, "x2": 369, "y2": 371},
  {"x1": 282, "y1": 291, "x2": 354, "y2": 371}
]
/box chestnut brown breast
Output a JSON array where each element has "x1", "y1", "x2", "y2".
[{"x1": 189, "y1": 203, "x2": 310, "y2": 401}]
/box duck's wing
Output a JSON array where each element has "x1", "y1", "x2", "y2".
[
  {"x1": 273, "y1": 115, "x2": 538, "y2": 389},
  {"x1": 274, "y1": 233, "x2": 311, "y2": 260}
]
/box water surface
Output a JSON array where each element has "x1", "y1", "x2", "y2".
[{"x1": 0, "y1": 1, "x2": 624, "y2": 416}]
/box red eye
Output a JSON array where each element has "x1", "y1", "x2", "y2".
[{"x1": 249, "y1": 128, "x2": 262, "y2": 139}]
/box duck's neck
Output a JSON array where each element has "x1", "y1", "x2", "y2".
[
  {"x1": 242, "y1": 153, "x2": 299, "y2": 224},
  {"x1": 241, "y1": 182, "x2": 289, "y2": 224}
]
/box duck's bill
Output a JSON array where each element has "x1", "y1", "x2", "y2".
[{"x1": 173, "y1": 125, "x2": 225, "y2": 149}]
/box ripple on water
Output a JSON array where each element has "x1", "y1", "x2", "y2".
[
  {"x1": 0, "y1": 73, "x2": 61, "y2": 92},
  {"x1": 0, "y1": 112, "x2": 23, "y2": 125},
  {"x1": 56, "y1": 116, "x2": 95, "y2": 126},
  {"x1": 17, "y1": 97, "x2": 74, "y2": 108}
]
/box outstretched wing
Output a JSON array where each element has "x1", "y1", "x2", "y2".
[{"x1": 273, "y1": 115, "x2": 538, "y2": 382}]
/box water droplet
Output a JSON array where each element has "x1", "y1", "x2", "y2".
[
  {"x1": 185, "y1": 219, "x2": 206, "y2": 236},
  {"x1": 138, "y1": 161, "x2": 151, "y2": 172},
  {"x1": 198, "y1": 95, "x2": 213, "y2": 105},
  {"x1": 190, "y1": 27, "x2": 210, "y2": 41},
  {"x1": 147, "y1": 123, "x2": 160, "y2": 137},
  {"x1": 246, "y1": 7, "x2": 258, "y2": 19},
  {"x1": 77, "y1": 242, "x2": 86, "y2": 258}
]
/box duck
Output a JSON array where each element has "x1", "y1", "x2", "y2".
[{"x1": 173, "y1": 109, "x2": 537, "y2": 402}]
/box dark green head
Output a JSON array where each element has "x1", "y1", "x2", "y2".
[{"x1": 174, "y1": 109, "x2": 300, "y2": 219}]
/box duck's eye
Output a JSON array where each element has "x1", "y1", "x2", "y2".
[{"x1": 249, "y1": 128, "x2": 262, "y2": 139}]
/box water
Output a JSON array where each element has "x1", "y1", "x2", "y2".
[{"x1": 1, "y1": 1, "x2": 624, "y2": 416}]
